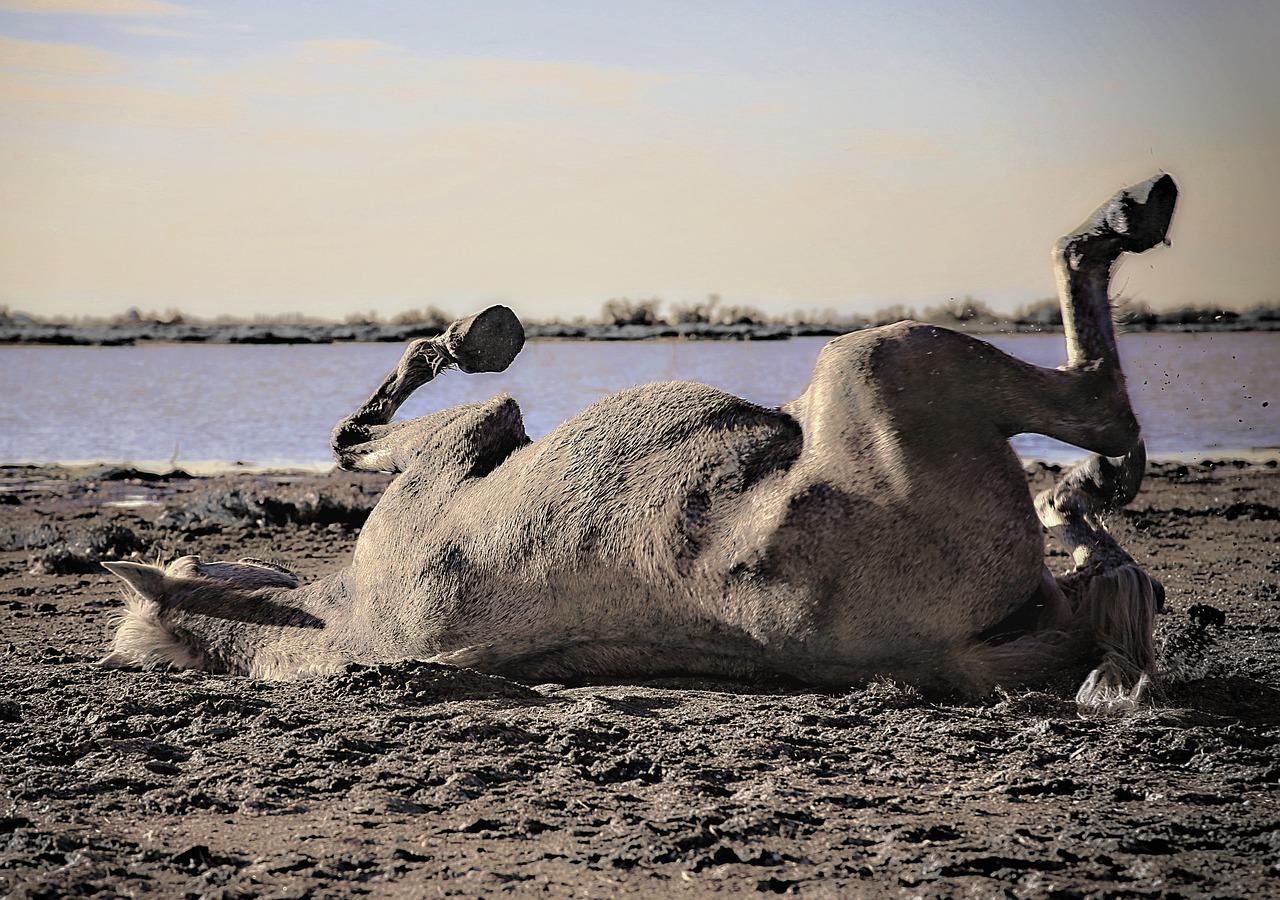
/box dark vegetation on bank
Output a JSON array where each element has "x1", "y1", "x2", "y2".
[{"x1": 2, "y1": 295, "x2": 1277, "y2": 345}]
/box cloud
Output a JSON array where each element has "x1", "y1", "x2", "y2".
[
  {"x1": 0, "y1": 35, "x2": 231, "y2": 129},
  {"x1": 0, "y1": 36, "x2": 122, "y2": 75},
  {"x1": 840, "y1": 129, "x2": 946, "y2": 158},
  {"x1": 435, "y1": 58, "x2": 673, "y2": 108},
  {"x1": 215, "y1": 41, "x2": 672, "y2": 113},
  {"x1": 0, "y1": 0, "x2": 186, "y2": 15},
  {"x1": 294, "y1": 39, "x2": 400, "y2": 59},
  {"x1": 114, "y1": 24, "x2": 192, "y2": 37},
  {"x1": 257, "y1": 123, "x2": 355, "y2": 150},
  {"x1": 0, "y1": 71, "x2": 237, "y2": 128}
]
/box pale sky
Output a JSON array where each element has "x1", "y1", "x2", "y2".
[{"x1": 1, "y1": 0, "x2": 1277, "y2": 322}]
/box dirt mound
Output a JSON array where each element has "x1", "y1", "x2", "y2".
[
  {"x1": 326, "y1": 661, "x2": 544, "y2": 703},
  {"x1": 0, "y1": 521, "x2": 151, "y2": 575},
  {"x1": 158, "y1": 483, "x2": 378, "y2": 533}
]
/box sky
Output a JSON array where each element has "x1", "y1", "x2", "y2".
[{"x1": 1, "y1": 0, "x2": 1277, "y2": 323}]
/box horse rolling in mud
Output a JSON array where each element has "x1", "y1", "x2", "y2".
[{"x1": 104, "y1": 174, "x2": 1178, "y2": 713}]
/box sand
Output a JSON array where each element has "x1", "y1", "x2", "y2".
[{"x1": 1, "y1": 461, "x2": 1277, "y2": 898}]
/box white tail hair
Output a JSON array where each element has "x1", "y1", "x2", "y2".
[{"x1": 1072, "y1": 563, "x2": 1159, "y2": 714}]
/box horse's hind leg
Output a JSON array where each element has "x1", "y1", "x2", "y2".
[
  {"x1": 331, "y1": 305, "x2": 526, "y2": 474},
  {"x1": 919, "y1": 175, "x2": 1174, "y2": 709},
  {"x1": 1033, "y1": 175, "x2": 1177, "y2": 712}
]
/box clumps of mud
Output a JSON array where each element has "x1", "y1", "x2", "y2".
[
  {"x1": 1159, "y1": 603, "x2": 1227, "y2": 682},
  {"x1": 79, "y1": 465, "x2": 192, "y2": 483},
  {"x1": 0, "y1": 522, "x2": 150, "y2": 575},
  {"x1": 158, "y1": 483, "x2": 377, "y2": 534},
  {"x1": 0, "y1": 522, "x2": 61, "y2": 552},
  {"x1": 1217, "y1": 501, "x2": 1280, "y2": 521},
  {"x1": 1255, "y1": 581, "x2": 1280, "y2": 603},
  {"x1": 325, "y1": 661, "x2": 542, "y2": 704}
]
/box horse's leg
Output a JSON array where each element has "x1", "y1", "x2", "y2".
[
  {"x1": 101, "y1": 308, "x2": 527, "y2": 679},
  {"x1": 1016, "y1": 176, "x2": 1178, "y2": 534},
  {"x1": 972, "y1": 174, "x2": 1177, "y2": 453},
  {"x1": 862, "y1": 175, "x2": 1174, "y2": 707},
  {"x1": 1030, "y1": 174, "x2": 1176, "y2": 711},
  {"x1": 799, "y1": 176, "x2": 1177, "y2": 461},
  {"x1": 330, "y1": 305, "x2": 526, "y2": 475}
]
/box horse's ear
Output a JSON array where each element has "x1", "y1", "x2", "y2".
[{"x1": 102, "y1": 561, "x2": 168, "y2": 602}]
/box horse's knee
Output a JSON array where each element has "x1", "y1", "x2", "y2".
[{"x1": 454, "y1": 395, "x2": 530, "y2": 477}]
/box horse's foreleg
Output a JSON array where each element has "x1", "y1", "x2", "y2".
[
  {"x1": 330, "y1": 306, "x2": 525, "y2": 473},
  {"x1": 1035, "y1": 444, "x2": 1163, "y2": 712}
]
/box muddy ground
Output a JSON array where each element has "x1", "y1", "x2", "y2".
[{"x1": 0, "y1": 461, "x2": 1277, "y2": 898}]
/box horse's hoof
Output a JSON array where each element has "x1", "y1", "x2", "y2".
[
  {"x1": 441, "y1": 305, "x2": 525, "y2": 373},
  {"x1": 1066, "y1": 173, "x2": 1178, "y2": 259}
]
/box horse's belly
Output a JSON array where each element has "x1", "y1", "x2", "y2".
[{"x1": 711, "y1": 460, "x2": 1046, "y2": 671}]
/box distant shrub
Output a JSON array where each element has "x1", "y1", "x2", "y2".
[
  {"x1": 670, "y1": 293, "x2": 719, "y2": 324},
  {"x1": 1015, "y1": 298, "x2": 1063, "y2": 326},
  {"x1": 783, "y1": 307, "x2": 845, "y2": 327},
  {"x1": 871, "y1": 303, "x2": 917, "y2": 326},
  {"x1": 601, "y1": 297, "x2": 664, "y2": 327},
  {"x1": 1114, "y1": 298, "x2": 1158, "y2": 328},
  {"x1": 669, "y1": 294, "x2": 766, "y2": 326},
  {"x1": 717, "y1": 302, "x2": 765, "y2": 326},
  {"x1": 390, "y1": 306, "x2": 452, "y2": 329},
  {"x1": 1240, "y1": 305, "x2": 1280, "y2": 323},
  {"x1": 922, "y1": 296, "x2": 998, "y2": 325},
  {"x1": 1159, "y1": 305, "x2": 1239, "y2": 326}
]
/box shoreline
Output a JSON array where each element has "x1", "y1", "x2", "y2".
[
  {"x1": 3, "y1": 317, "x2": 1278, "y2": 346},
  {"x1": 5, "y1": 449, "x2": 1279, "y2": 479}
]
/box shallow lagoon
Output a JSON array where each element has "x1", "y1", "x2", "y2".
[{"x1": 1, "y1": 332, "x2": 1276, "y2": 468}]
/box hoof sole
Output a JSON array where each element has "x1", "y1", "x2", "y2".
[{"x1": 442, "y1": 305, "x2": 525, "y2": 373}]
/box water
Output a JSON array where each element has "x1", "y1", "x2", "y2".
[{"x1": 1, "y1": 333, "x2": 1276, "y2": 469}]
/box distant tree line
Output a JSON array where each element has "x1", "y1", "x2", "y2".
[
  {"x1": 1, "y1": 296, "x2": 1277, "y2": 333},
  {"x1": 590, "y1": 294, "x2": 1280, "y2": 331},
  {"x1": 0, "y1": 305, "x2": 457, "y2": 330}
]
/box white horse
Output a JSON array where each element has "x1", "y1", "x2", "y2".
[{"x1": 105, "y1": 174, "x2": 1177, "y2": 712}]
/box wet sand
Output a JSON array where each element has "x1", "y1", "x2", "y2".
[{"x1": 1, "y1": 461, "x2": 1277, "y2": 897}]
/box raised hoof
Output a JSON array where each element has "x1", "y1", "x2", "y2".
[
  {"x1": 1068, "y1": 173, "x2": 1179, "y2": 257},
  {"x1": 440, "y1": 305, "x2": 525, "y2": 374}
]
